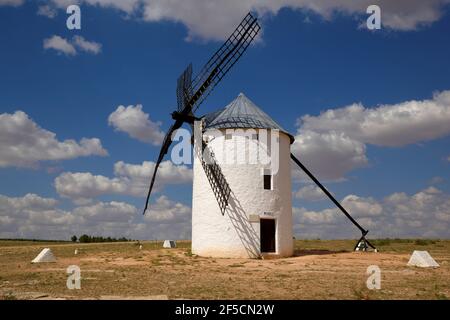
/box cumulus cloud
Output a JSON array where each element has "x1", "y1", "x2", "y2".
[
  {"x1": 144, "y1": 195, "x2": 191, "y2": 223},
  {"x1": 49, "y1": 0, "x2": 140, "y2": 14},
  {"x1": 73, "y1": 201, "x2": 137, "y2": 222},
  {"x1": 294, "y1": 185, "x2": 327, "y2": 201},
  {"x1": 43, "y1": 35, "x2": 76, "y2": 56},
  {"x1": 292, "y1": 130, "x2": 368, "y2": 180},
  {"x1": 54, "y1": 172, "x2": 125, "y2": 200},
  {"x1": 108, "y1": 104, "x2": 165, "y2": 145},
  {"x1": 299, "y1": 90, "x2": 450, "y2": 147},
  {"x1": 342, "y1": 195, "x2": 383, "y2": 217},
  {"x1": 0, "y1": 192, "x2": 191, "y2": 240},
  {"x1": 140, "y1": 0, "x2": 450, "y2": 40},
  {"x1": 73, "y1": 35, "x2": 102, "y2": 54},
  {"x1": 55, "y1": 160, "x2": 192, "y2": 201},
  {"x1": 293, "y1": 187, "x2": 450, "y2": 239},
  {"x1": 25, "y1": 0, "x2": 450, "y2": 41},
  {"x1": 43, "y1": 35, "x2": 102, "y2": 56},
  {"x1": 384, "y1": 186, "x2": 443, "y2": 219},
  {"x1": 0, "y1": 193, "x2": 80, "y2": 239},
  {"x1": 0, "y1": 193, "x2": 58, "y2": 213},
  {"x1": 37, "y1": 5, "x2": 58, "y2": 18},
  {"x1": 113, "y1": 160, "x2": 192, "y2": 186},
  {"x1": 295, "y1": 207, "x2": 338, "y2": 225},
  {"x1": 2, "y1": 186, "x2": 448, "y2": 240},
  {"x1": 292, "y1": 89, "x2": 450, "y2": 180},
  {"x1": 0, "y1": 111, "x2": 107, "y2": 168}
]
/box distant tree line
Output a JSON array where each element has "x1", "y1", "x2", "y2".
[
  {"x1": 0, "y1": 238, "x2": 70, "y2": 243},
  {"x1": 71, "y1": 235, "x2": 132, "y2": 243}
]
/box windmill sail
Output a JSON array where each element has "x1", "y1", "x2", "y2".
[
  {"x1": 176, "y1": 63, "x2": 193, "y2": 112},
  {"x1": 143, "y1": 123, "x2": 178, "y2": 214},
  {"x1": 143, "y1": 12, "x2": 260, "y2": 214},
  {"x1": 190, "y1": 13, "x2": 260, "y2": 113}
]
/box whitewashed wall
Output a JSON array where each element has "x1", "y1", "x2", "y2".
[{"x1": 192, "y1": 128, "x2": 293, "y2": 258}]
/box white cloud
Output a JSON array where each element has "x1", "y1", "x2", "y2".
[
  {"x1": 55, "y1": 160, "x2": 192, "y2": 201},
  {"x1": 50, "y1": 0, "x2": 140, "y2": 14},
  {"x1": 144, "y1": 195, "x2": 191, "y2": 223},
  {"x1": 43, "y1": 35, "x2": 102, "y2": 56},
  {"x1": 0, "y1": 111, "x2": 107, "y2": 168},
  {"x1": 37, "y1": 5, "x2": 58, "y2": 18},
  {"x1": 108, "y1": 104, "x2": 165, "y2": 145},
  {"x1": 140, "y1": 0, "x2": 450, "y2": 40},
  {"x1": 0, "y1": 193, "x2": 58, "y2": 213},
  {"x1": 54, "y1": 172, "x2": 125, "y2": 199},
  {"x1": 0, "y1": 0, "x2": 24, "y2": 6},
  {"x1": 114, "y1": 160, "x2": 192, "y2": 186},
  {"x1": 295, "y1": 207, "x2": 338, "y2": 225},
  {"x1": 73, "y1": 35, "x2": 102, "y2": 54},
  {"x1": 294, "y1": 185, "x2": 327, "y2": 201},
  {"x1": 384, "y1": 186, "x2": 444, "y2": 219},
  {"x1": 2, "y1": 185, "x2": 449, "y2": 240},
  {"x1": 0, "y1": 193, "x2": 80, "y2": 239},
  {"x1": 292, "y1": 89, "x2": 450, "y2": 180},
  {"x1": 341, "y1": 194, "x2": 383, "y2": 218},
  {"x1": 28, "y1": 0, "x2": 448, "y2": 41},
  {"x1": 0, "y1": 192, "x2": 191, "y2": 240},
  {"x1": 292, "y1": 130, "x2": 368, "y2": 180},
  {"x1": 43, "y1": 35, "x2": 76, "y2": 56},
  {"x1": 73, "y1": 201, "x2": 137, "y2": 222},
  {"x1": 6, "y1": 1, "x2": 450, "y2": 41},
  {"x1": 293, "y1": 187, "x2": 450, "y2": 239},
  {"x1": 299, "y1": 90, "x2": 450, "y2": 147}
]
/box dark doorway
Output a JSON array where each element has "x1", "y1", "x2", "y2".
[
  {"x1": 260, "y1": 219, "x2": 276, "y2": 253},
  {"x1": 263, "y1": 174, "x2": 272, "y2": 190}
]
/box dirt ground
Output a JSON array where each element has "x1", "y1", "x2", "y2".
[{"x1": 0, "y1": 239, "x2": 449, "y2": 300}]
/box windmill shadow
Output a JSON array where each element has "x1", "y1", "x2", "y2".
[{"x1": 225, "y1": 191, "x2": 261, "y2": 259}]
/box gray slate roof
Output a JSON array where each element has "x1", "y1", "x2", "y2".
[{"x1": 203, "y1": 93, "x2": 294, "y2": 143}]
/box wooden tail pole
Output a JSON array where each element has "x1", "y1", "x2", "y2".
[{"x1": 290, "y1": 153, "x2": 376, "y2": 251}]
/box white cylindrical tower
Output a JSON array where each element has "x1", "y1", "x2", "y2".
[{"x1": 192, "y1": 93, "x2": 294, "y2": 258}]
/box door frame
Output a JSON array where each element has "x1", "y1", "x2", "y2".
[{"x1": 260, "y1": 217, "x2": 277, "y2": 253}]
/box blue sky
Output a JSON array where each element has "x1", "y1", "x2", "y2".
[{"x1": 0, "y1": 0, "x2": 449, "y2": 240}]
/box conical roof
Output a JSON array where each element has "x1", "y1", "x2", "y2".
[{"x1": 203, "y1": 93, "x2": 294, "y2": 143}]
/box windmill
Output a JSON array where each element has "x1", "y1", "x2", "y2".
[{"x1": 143, "y1": 12, "x2": 375, "y2": 257}]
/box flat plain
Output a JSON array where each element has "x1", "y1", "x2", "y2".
[{"x1": 0, "y1": 239, "x2": 448, "y2": 300}]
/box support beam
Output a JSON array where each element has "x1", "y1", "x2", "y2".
[{"x1": 290, "y1": 153, "x2": 376, "y2": 250}]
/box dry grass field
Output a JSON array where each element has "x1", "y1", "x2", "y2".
[{"x1": 0, "y1": 239, "x2": 449, "y2": 300}]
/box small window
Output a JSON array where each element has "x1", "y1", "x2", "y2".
[
  {"x1": 263, "y1": 174, "x2": 272, "y2": 190},
  {"x1": 252, "y1": 133, "x2": 259, "y2": 140},
  {"x1": 225, "y1": 133, "x2": 232, "y2": 140}
]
